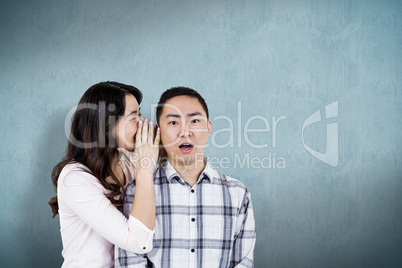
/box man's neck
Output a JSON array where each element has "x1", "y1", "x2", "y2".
[{"x1": 169, "y1": 156, "x2": 206, "y2": 187}]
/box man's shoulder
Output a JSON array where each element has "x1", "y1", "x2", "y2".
[
  {"x1": 211, "y1": 169, "x2": 249, "y2": 192},
  {"x1": 210, "y1": 170, "x2": 253, "y2": 208},
  {"x1": 126, "y1": 167, "x2": 163, "y2": 189},
  {"x1": 154, "y1": 165, "x2": 167, "y2": 181}
]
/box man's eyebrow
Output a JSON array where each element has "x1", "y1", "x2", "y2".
[
  {"x1": 187, "y1": 112, "x2": 202, "y2": 117},
  {"x1": 165, "y1": 113, "x2": 181, "y2": 118},
  {"x1": 165, "y1": 112, "x2": 203, "y2": 119}
]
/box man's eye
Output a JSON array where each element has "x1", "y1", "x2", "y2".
[
  {"x1": 191, "y1": 119, "x2": 199, "y2": 123},
  {"x1": 169, "y1": 121, "x2": 178, "y2": 125}
]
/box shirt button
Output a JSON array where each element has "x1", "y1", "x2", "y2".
[
  {"x1": 191, "y1": 218, "x2": 195, "y2": 222},
  {"x1": 191, "y1": 189, "x2": 195, "y2": 193},
  {"x1": 143, "y1": 247, "x2": 146, "y2": 250},
  {"x1": 191, "y1": 249, "x2": 195, "y2": 253}
]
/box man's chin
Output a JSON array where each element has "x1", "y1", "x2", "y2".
[
  {"x1": 168, "y1": 153, "x2": 205, "y2": 167},
  {"x1": 170, "y1": 155, "x2": 193, "y2": 166}
]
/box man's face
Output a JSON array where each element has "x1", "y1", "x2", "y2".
[{"x1": 159, "y1": 95, "x2": 211, "y2": 166}]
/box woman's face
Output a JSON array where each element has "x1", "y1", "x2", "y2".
[{"x1": 114, "y1": 94, "x2": 141, "y2": 151}]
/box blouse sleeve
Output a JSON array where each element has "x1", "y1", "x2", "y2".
[{"x1": 58, "y1": 169, "x2": 154, "y2": 253}]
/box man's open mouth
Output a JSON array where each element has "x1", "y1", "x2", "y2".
[
  {"x1": 179, "y1": 143, "x2": 194, "y2": 149},
  {"x1": 179, "y1": 143, "x2": 194, "y2": 153}
]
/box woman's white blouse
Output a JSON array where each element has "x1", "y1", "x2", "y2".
[{"x1": 57, "y1": 161, "x2": 153, "y2": 268}]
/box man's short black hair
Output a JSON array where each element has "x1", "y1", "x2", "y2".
[{"x1": 156, "y1": 87, "x2": 209, "y2": 124}]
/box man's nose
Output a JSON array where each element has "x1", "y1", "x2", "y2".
[{"x1": 179, "y1": 123, "x2": 191, "y2": 137}]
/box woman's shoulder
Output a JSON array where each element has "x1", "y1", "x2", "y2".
[
  {"x1": 62, "y1": 162, "x2": 90, "y2": 172},
  {"x1": 58, "y1": 162, "x2": 100, "y2": 187},
  {"x1": 57, "y1": 162, "x2": 108, "y2": 208}
]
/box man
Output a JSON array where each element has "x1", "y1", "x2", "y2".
[{"x1": 116, "y1": 87, "x2": 256, "y2": 267}]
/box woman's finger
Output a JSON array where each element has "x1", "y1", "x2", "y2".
[
  {"x1": 135, "y1": 120, "x2": 143, "y2": 149},
  {"x1": 142, "y1": 118, "x2": 149, "y2": 145},
  {"x1": 154, "y1": 126, "x2": 160, "y2": 148},
  {"x1": 149, "y1": 120, "x2": 154, "y2": 146}
]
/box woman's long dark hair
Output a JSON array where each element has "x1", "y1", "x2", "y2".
[{"x1": 49, "y1": 81, "x2": 142, "y2": 218}]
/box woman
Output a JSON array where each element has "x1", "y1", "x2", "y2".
[{"x1": 48, "y1": 81, "x2": 159, "y2": 267}]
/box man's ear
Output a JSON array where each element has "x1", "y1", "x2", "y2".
[{"x1": 207, "y1": 119, "x2": 212, "y2": 135}]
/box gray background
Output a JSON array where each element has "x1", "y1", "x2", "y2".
[{"x1": 0, "y1": 0, "x2": 401, "y2": 267}]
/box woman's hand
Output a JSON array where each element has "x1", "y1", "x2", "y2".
[{"x1": 118, "y1": 119, "x2": 160, "y2": 174}]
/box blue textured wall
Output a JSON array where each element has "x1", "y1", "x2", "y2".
[{"x1": 0, "y1": 0, "x2": 401, "y2": 267}]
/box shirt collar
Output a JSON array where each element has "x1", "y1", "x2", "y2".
[{"x1": 162, "y1": 157, "x2": 218, "y2": 184}]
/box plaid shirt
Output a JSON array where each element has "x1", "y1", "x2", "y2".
[{"x1": 115, "y1": 159, "x2": 256, "y2": 268}]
